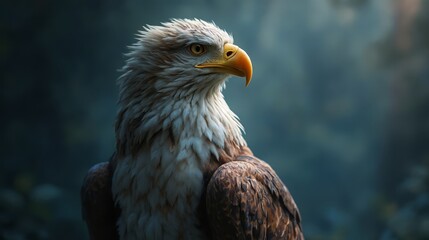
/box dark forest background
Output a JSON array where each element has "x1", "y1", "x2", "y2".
[{"x1": 1, "y1": 0, "x2": 428, "y2": 239}]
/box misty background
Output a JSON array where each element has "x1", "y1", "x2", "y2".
[{"x1": 1, "y1": 0, "x2": 428, "y2": 239}]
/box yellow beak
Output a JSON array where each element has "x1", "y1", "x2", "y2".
[{"x1": 195, "y1": 43, "x2": 253, "y2": 86}]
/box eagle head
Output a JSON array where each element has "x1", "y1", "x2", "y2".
[{"x1": 118, "y1": 19, "x2": 252, "y2": 103}]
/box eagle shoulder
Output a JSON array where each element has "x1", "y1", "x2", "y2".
[
  {"x1": 81, "y1": 161, "x2": 119, "y2": 240},
  {"x1": 206, "y1": 155, "x2": 304, "y2": 240}
]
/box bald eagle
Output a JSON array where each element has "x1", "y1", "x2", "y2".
[{"x1": 81, "y1": 19, "x2": 303, "y2": 240}]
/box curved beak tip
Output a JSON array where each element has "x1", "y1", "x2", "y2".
[
  {"x1": 244, "y1": 59, "x2": 252, "y2": 87},
  {"x1": 245, "y1": 77, "x2": 251, "y2": 87},
  {"x1": 234, "y1": 46, "x2": 252, "y2": 87}
]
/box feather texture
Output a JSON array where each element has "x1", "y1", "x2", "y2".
[
  {"x1": 207, "y1": 156, "x2": 303, "y2": 240},
  {"x1": 81, "y1": 18, "x2": 304, "y2": 240}
]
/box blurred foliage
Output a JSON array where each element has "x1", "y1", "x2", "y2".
[{"x1": 1, "y1": 0, "x2": 428, "y2": 239}]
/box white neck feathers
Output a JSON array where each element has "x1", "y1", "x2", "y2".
[{"x1": 112, "y1": 84, "x2": 246, "y2": 240}]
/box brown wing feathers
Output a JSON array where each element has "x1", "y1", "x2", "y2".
[
  {"x1": 206, "y1": 155, "x2": 304, "y2": 240},
  {"x1": 81, "y1": 162, "x2": 119, "y2": 240}
]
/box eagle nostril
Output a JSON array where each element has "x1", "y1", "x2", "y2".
[{"x1": 226, "y1": 50, "x2": 234, "y2": 58}]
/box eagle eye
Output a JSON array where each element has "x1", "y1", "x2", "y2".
[{"x1": 189, "y1": 44, "x2": 206, "y2": 56}]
